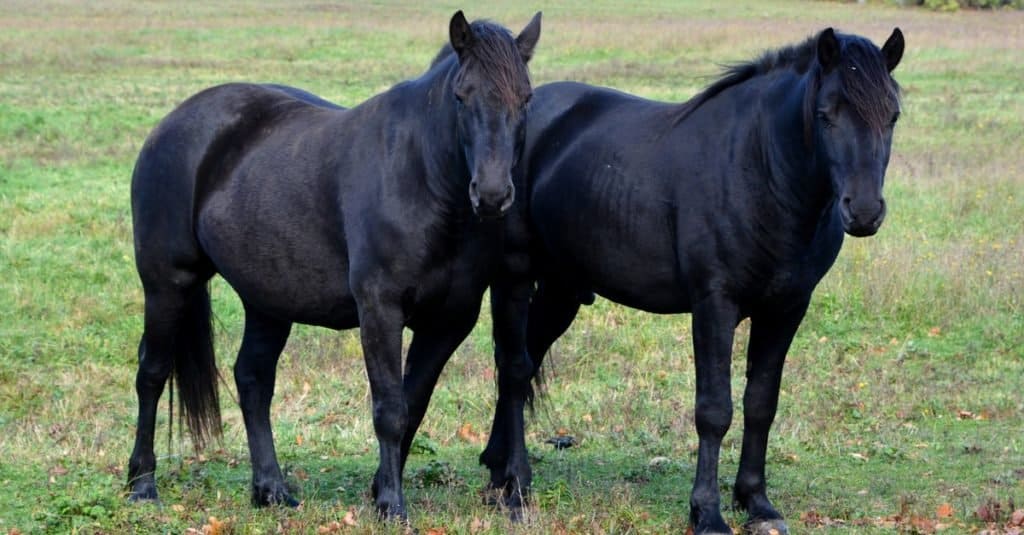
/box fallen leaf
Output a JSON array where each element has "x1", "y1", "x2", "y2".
[
  {"x1": 928, "y1": 326, "x2": 941, "y2": 337},
  {"x1": 1011, "y1": 509, "x2": 1024, "y2": 526},
  {"x1": 469, "y1": 517, "x2": 491, "y2": 533},
  {"x1": 171, "y1": 504, "x2": 186, "y2": 513},
  {"x1": 317, "y1": 521, "x2": 341, "y2": 534},
  {"x1": 202, "y1": 516, "x2": 228, "y2": 535},
  {"x1": 976, "y1": 501, "x2": 1001, "y2": 522},
  {"x1": 936, "y1": 503, "x2": 954, "y2": 519},
  {"x1": 342, "y1": 510, "x2": 357, "y2": 527},
  {"x1": 296, "y1": 434, "x2": 304, "y2": 446},
  {"x1": 458, "y1": 423, "x2": 480, "y2": 443},
  {"x1": 425, "y1": 528, "x2": 446, "y2": 535}
]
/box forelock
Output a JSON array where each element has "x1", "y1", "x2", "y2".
[
  {"x1": 459, "y1": 21, "x2": 532, "y2": 106},
  {"x1": 837, "y1": 35, "x2": 901, "y2": 132}
]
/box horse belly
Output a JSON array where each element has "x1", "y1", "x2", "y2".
[
  {"x1": 533, "y1": 176, "x2": 689, "y2": 313},
  {"x1": 196, "y1": 192, "x2": 359, "y2": 329}
]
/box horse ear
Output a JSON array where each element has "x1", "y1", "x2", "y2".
[
  {"x1": 817, "y1": 27, "x2": 840, "y2": 72},
  {"x1": 881, "y1": 27, "x2": 904, "y2": 72},
  {"x1": 516, "y1": 12, "x2": 542, "y2": 63},
  {"x1": 449, "y1": 10, "x2": 474, "y2": 56}
]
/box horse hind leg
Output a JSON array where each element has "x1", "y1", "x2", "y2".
[
  {"x1": 127, "y1": 279, "x2": 219, "y2": 502},
  {"x1": 233, "y1": 305, "x2": 296, "y2": 507}
]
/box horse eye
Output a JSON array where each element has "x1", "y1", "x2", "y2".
[
  {"x1": 454, "y1": 93, "x2": 465, "y2": 104},
  {"x1": 816, "y1": 111, "x2": 834, "y2": 128},
  {"x1": 890, "y1": 111, "x2": 901, "y2": 126}
]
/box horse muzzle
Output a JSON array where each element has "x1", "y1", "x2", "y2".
[
  {"x1": 469, "y1": 178, "x2": 515, "y2": 219},
  {"x1": 840, "y1": 195, "x2": 886, "y2": 237}
]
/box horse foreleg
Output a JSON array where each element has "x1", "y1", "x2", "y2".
[
  {"x1": 370, "y1": 309, "x2": 480, "y2": 499},
  {"x1": 689, "y1": 295, "x2": 740, "y2": 535},
  {"x1": 477, "y1": 279, "x2": 538, "y2": 518},
  {"x1": 234, "y1": 306, "x2": 295, "y2": 507},
  {"x1": 358, "y1": 301, "x2": 409, "y2": 522},
  {"x1": 733, "y1": 300, "x2": 809, "y2": 535}
]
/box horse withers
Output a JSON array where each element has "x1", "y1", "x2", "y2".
[
  {"x1": 478, "y1": 28, "x2": 904, "y2": 534},
  {"x1": 126, "y1": 11, "x2": 541, "y2": 521}
]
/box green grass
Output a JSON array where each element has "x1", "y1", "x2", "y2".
[{"x1": 2, "y1": 1, "x2": 1022, "y2": 533}]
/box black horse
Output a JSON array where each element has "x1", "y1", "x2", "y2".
[
  {"x1": 465, "y1": 28, "x2": 903, "y2": 534},
  {"x1": 126, "y1": 11, "x2": 541, "y2": 520}
]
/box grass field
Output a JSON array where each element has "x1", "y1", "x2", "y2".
[{"x1": 1, "y1": 1, "x2": 1022, "y2": 533}]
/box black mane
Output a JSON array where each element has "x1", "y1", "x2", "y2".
[{"x1": 675, "y1": 29, "x2": 900, "y2": 133}]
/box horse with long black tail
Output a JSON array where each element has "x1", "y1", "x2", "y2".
[
  {"x1": 126, "y1": 11, "x2": 541, "y2": 521},
  {"x1": 474, "y1": 27, "x2": 904, "y2": 533}
]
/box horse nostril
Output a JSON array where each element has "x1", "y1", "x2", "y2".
[
  {"x1": 469, "y1": 181, "x2": 479, "y2": 199},
  {"x1": 842, "y1": 196, "x2": 852, "y2": 209},
  {"x1": 504, "y1": 184, "x2": 515, "y2": 200}
]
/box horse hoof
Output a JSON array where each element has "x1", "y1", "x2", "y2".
[
  {"x1": 128, "y1": 483, "x2": 159, "y2": 503},
  {"x1": 252, "y1": 484, "x2": 299, "y2": 508},
  {"x1": 693, "y1": 519, "x2": 735, "y2": 534},
  {"x1": 743, "y1": 519, "x2": 789, "y2": 535},
  {"x1": 507, "y1": 506, "x2": 526, "y2": 523}
]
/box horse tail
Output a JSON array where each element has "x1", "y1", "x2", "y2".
[{"x1": 174, "y1": 283, "x2": 221, "y2": 449}]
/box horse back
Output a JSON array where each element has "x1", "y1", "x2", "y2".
[{"x1": 132, "y1": 83, "x2": 359, "y2": 324}]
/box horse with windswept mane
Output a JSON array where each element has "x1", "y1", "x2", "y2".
[
  {"x1": 398, "y1": 27, "x2": 904, "y2": 533},
  {"x1": 126, "y1": 11, "x2": 541, "y2": 521}
]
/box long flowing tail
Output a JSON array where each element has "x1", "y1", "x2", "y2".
[{"x1": 175, "y1": 284, "x2": 221, "y2": 449}]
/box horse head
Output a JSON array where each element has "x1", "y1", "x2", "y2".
[
  {"x1": 811, "y1": 27, "x2": 903, "y2": 237},
  {"x1": 448, "y1": 11, "x2": 541, "y2": 218}
]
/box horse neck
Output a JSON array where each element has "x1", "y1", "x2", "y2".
[
  {"x1": 404, "y1": 58, "x2": 473, "y2": 211},
  {"x1": 753, "y1": 73, "x2": 835, "y2": 235}
]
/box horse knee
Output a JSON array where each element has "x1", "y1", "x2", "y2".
[
  {"x1": 372, "y1": 398, "x2": 408, "y2": 442},
  {"x1": 497, "y1": 351, "x2": 534, "y2": 385},
  {"x1": 695, "y1": 399, "x2": 732, "y2": 438}
]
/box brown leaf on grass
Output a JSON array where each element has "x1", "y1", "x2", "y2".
[
  {"x1": 936, "y1": 503, "x2": 954, "y2": 519},
  {"x1": 202, "y1": 516, "x2": 230, "y2": 535},
  {"x1": 908, "y1": 515, "x2": 937, "y2": 534},
  {"x1": 800, "y1": 510, "x2": 845, "y2": 527},
  {"x1": 316, "y1": 521, "x2": 342, "y2": 534},
  {"x1": 48, "y1": 465, "x2": 68, "y2": 478},
  {"x1": 469, "y1": 517, "x2": 491, "y2": 533},
  {"x1": 424, "y1": 528, "x2": 447, "y2": 535},
  {"x1": 1011, "y1": 509, "x2": 1024, "y2": 526},
  {"x1": 458, "y1": 423, "x2": 481, "y2": 443},
  {"x1": 342, "y1": 510, "x2": 357, "y2": 527},
  {"x1": 928, "y1": 326, "x2": 941, "y2": 337},
  {"x1": 978, "y1": 501, "x2": 1003, "y2": 522}
]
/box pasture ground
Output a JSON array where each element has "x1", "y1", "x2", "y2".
[{"x1": 1, "y1": 1, "x2": 1022, "y2": 533}]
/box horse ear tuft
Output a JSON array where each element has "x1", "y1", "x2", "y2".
[
  {"x1": 817, "y1": 27, "x2": 839, "y2": 72},
  {"x1": 881, "y1": 28, "x2": 904, "y2": 72},
  {"x1": 449, "y1": 10, "x2": 474, "y2": 56},
  {"x1": 516, "y1": 12, "x2": 542, "y2": 63}
]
